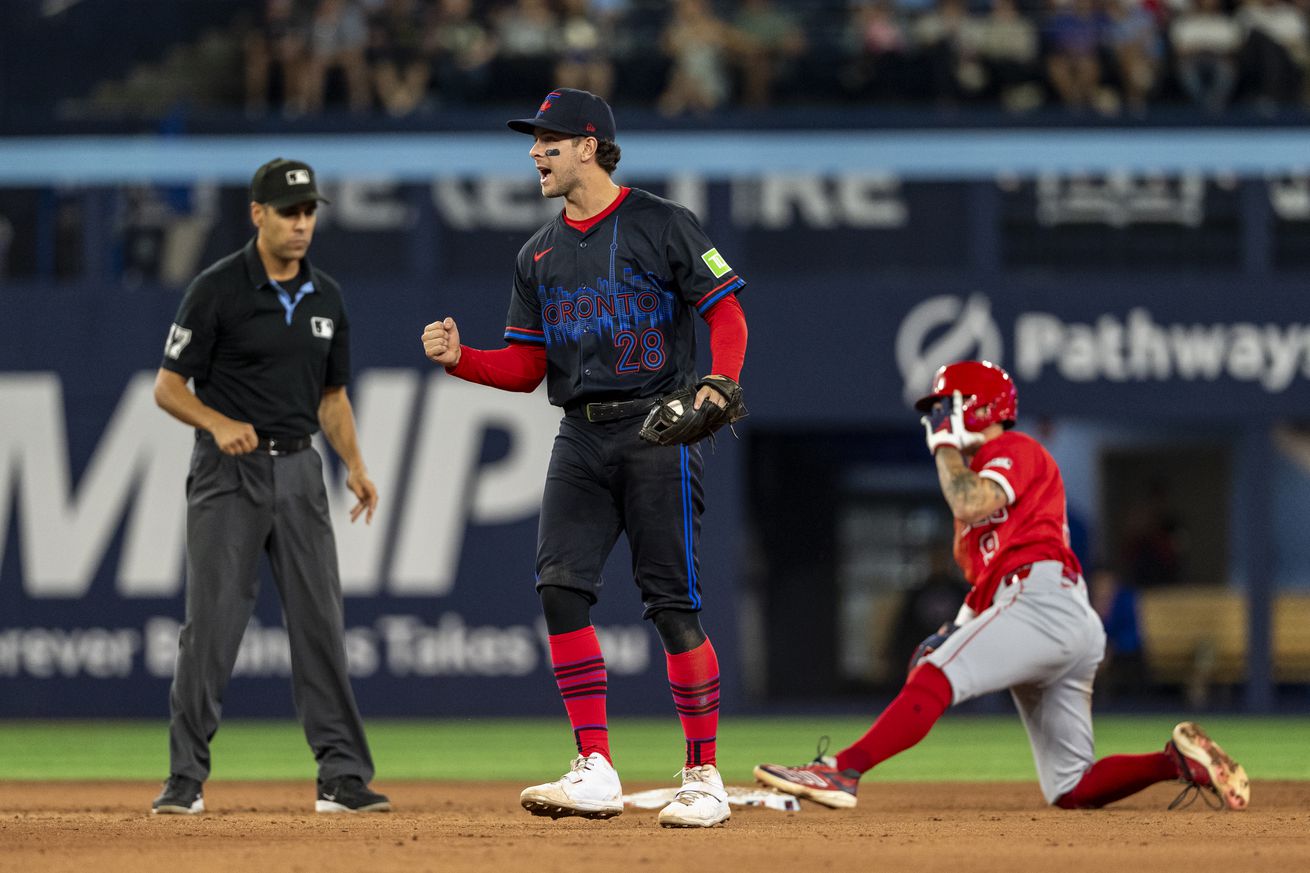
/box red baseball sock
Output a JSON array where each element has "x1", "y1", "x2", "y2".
[
  {"x1": 1056, "y1": 752, "x2": 1180, "y2": 809},
  {"x1": 835, "y1": 663, "x2": 952, "y2": 774},
  {"x1": 666, "y1": 639, "x2": 720, "y2": 767},
  {"x1": 549, "y1": 627, "x2": 611, "y2": 763}
]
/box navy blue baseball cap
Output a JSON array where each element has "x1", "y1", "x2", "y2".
[{"x1": 507, "y1": 88, "x2": 617, "y2": 141}]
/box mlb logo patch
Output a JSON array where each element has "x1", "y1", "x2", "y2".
[
  {"x1": 311, "y1": 317, "x2": 334, "y2": 339},
  {"x1": 286, "y1": 169, "x2": 311, "y2": 186},
  {"x1": 984, "y1": 457, "x2": 1013, "y2": 470}
]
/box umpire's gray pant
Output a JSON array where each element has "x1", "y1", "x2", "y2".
[{"x1": 167, "y1": 433, "x2": 374, "y2": 783}]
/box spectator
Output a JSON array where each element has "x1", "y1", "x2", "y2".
[
  {"x1": 840, "y1": 0, "x2": 910, "y2": 101},
  {"x1": 555, "y1": 0, "x2": 616, "y2": 98},
  {"x1": 496, "y1": 0, "x2": 558, "y2": 59},
  {"x1": 1170, "y1": 0, "x2": 1243, "y2": 112},
  {"x1": 1043, "y1": 0, "x2": 1110, "y2": 112},
  {"x1": 731, "y1": 0, "x2": 808, "y2": 108},
  {"x1": 657, "y1": 0, "x2": 737, "y2": 116},
  {"x1": 960, "y1": 0, "x2": 1044, "y2": 111},
  {"x1": 1236, "y1": 0, "x2": 1308, "y2": 108},
  {"x1": 1103, "y1": 0, "x2": 1164, "y2": 114},
  {"x1": 426, "y1": 0, "x2": 498, "y2": 106},
  {"x1": 495, "y1": 0, "x2": 559, "y2": 98},
  {"x1": 368, "y1": 0, "x2": 430, "y2": 116},
  {"x1": 304, "y1": 0, "x2": 372, "y2": 114},
  {"x1": 913, "y1": 0, "x2": 973, "y2": 104},
  {"x1": 244, "y1": 0, "x2": 309, "y2": 116},
  {"x1": 590, "y1": 0, "x2": 631, "y2": 27}
]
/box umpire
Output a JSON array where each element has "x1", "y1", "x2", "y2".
[{"x1": 150, "y1": 158, "x2": 389, "y2": 815}]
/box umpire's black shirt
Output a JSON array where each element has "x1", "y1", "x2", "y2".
[{"x1": 160, "y1": 238, "x2": 351, "y2": 439}]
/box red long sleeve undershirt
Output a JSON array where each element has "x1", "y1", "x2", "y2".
[
  {"x1": 446, "y1": 293, "x2": 747, "y2": 390},
  {"x1": 702, "y1": 293, "x2": 747, "y2": 382},
  {"x1": 446, "y1": 343, "x2": 546, "y2": 392}
]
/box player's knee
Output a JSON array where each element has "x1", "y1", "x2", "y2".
[
  {"x1": 905, "y1": 662, "x2": 954, "y2": 709},
  {"x1": 538, "y1": 584, "x2": 594, "y2": 635},
  {"x1": 1051, "y1": 765, "x2": 1098, "y2": 809},
  {"x1": 1053, "y1": 792, "x2": 1081, "y2": 810},
  {"x1": 650, "y1": 608, "x2": 707, "y2": 654},
  {"x1": 1053, "y1": 783, "x2": 1097, "y2": 809}
]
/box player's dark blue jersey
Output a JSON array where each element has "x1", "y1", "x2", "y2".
[{"x1": 504, "y1": 187, "x2": 746, "y2": 408}]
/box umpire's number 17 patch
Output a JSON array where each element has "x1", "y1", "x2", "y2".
[
  {"x1": 164, "y1": 323, "x2": 192, "y2": 360},
  {"x1": 700, "y1": 247, "x2": 731, "y2": 278}
]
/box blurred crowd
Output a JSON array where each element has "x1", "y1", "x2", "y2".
[{"x1": 239, "y1": 0, "x2": 1310, "y2": 117}]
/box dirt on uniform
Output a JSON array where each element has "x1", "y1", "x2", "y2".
[{"x1": 1, "y1": 780, "x2": 1307, "y2": 873}]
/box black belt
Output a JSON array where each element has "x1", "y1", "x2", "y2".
[
  {"x1": 257, "y1": 435, "x2": 312, "y2": 455},
  {"x1": 566, "y1": 398, "x2": 657, "y2": 423},
  {"x1": 197, "y1": 431, "x2": 312, "y2": 455}
]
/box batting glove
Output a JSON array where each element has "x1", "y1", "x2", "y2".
[
  {"x1": 921, "y1": 390, "x2": 984, "y2": 454},
  {"x1": 908, "y1": 621, "x2": 958, "y2": 674}
]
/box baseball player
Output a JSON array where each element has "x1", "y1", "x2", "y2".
[
  {"x1": 421, "y1": 88, "x2": 748, "y2": 828},
  {"x1": 756, "y1": 361, "x2": 1250, "y2": 812},
  {"x1": 151, "y1": 158, "x2": 388, "y2": 815}
]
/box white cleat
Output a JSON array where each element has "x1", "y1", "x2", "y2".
[
  {"x1": 658, "y1": 764, "x2": 731, "y2": 828},
  {"x1": 1169, "y1": 721, "x2": 1250, "y2": 811},
  {"x1": 520, "y1": 752, "x2": 624, "y2": 820}
]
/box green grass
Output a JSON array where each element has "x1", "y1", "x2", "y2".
[{"x1": 1, "y1": 716, "x2": 1306, "y2": 782}]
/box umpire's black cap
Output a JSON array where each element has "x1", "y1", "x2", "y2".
[
  {"x1": 507, "y1": 88, "x2": 616, "y2": 141},
  {"x1": 250, "y1": 158, "x2": 331, "y2": 209}
]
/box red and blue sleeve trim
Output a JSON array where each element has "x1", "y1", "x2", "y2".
[
  {"x1": 695, "y1": 276, "x2": 746, "y2": 315},
  {"x1": 504, "y1": 325, "x2": 546, "y2": 344}
]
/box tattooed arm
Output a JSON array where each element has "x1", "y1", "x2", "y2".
[{"x1": 933, "y1": 446, "x2": 1008, "y2": 524}]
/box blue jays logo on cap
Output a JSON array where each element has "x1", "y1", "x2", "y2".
[{"x1": 508, "y1": 88, "x2": 617, "y2": 141}]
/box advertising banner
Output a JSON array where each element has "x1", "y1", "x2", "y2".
[
  {"x1": 4, "y1": 169, "x2": 1307, "y2": 715},
  {"x1": 0, "y1": 287, "x2": 742, "y2": 717}
]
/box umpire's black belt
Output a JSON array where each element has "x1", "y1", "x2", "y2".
[
  {"x1": 197, "y1": 430, "x2": 313, "y2": 455},
  {"x1": 565, "y1": 397, "x2": 656, "y2": 423},
  {"x1": 256, "y1": 435, "x2": 312, "y2": 455}
]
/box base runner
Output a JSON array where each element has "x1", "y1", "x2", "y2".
[{"x1": 755, "y1": 361, "x2": 1249, "y2": 812}]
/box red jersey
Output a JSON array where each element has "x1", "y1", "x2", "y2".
[{"x1": 953, "y1": 431, "x2": 1081, "y2": 614}]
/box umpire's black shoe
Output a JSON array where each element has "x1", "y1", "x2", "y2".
[
  {"x1": 151, "y1": 775, "x2": 204, "y2": 815},
  {"x1": 315, "y1": 775, "x2": 392, "y2": 813}
]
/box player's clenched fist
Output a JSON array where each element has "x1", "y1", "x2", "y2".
[{"x1": 422, "y1": 317, "x2": 462, "y2": 367}]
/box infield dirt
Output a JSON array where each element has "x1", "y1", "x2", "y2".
[{"x1": 1, "y1": 780, "x2": 1306, "y2": 873}]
